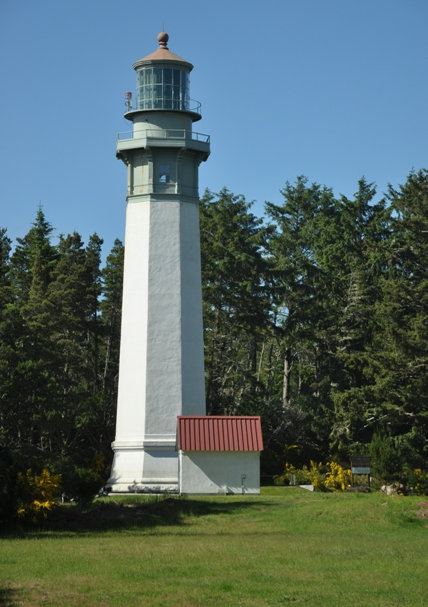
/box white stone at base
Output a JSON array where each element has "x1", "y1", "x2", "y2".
[
  {"x1": 107, "y1": 483, "x2": 177, "y2": 494},
  {"x1": 106, "y1": 443, "x2": 179, "y2": 494}
]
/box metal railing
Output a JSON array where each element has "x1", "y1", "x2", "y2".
[
  {"x1": 126, "y1": 98, "x2": 202, "y2": 114},
  {"x1": 117, "y1": 129, "x2": 210, "y2": 143}
]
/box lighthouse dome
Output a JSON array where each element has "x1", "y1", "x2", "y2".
[
  {"x1": 132, "y1": 32, "x2": 194, "y2": 112},
  {"x1": 133, "y1": 31, "x2": 193, "y2": 69}
]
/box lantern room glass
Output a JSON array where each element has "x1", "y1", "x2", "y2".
[{"x1": 136, "y1": 67, "x2": 190, "y2": 110}]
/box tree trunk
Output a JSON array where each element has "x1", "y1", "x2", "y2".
[{"x1": 282, "y1": 347, "x2": 292, "y2": 409}]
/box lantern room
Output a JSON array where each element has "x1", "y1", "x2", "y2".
[{"x1": 130, "y1": 31, "x2": 201, "y2": 119}]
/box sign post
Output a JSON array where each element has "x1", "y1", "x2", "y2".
[{"x1": 350, "y1": 456, "x2": 371, "y2": 488}]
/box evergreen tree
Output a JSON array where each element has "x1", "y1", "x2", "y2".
[
  {"x1": 0, "y1": 228, "x2": 12, "y2": 303},
  {"x1": 100, "y1": 238, "x2": 124, "y2": 395},
  {"x1": 10, "y1": 207, "x2": 57, "y2": 302},
  {"x1": 2, "y1": 211, "x2": 58, "y2": 456},
  {"x1": 264, "y1": 177, "x2": 338, "y2": 461},
  {"x1": 200, "y1": 188, "x2": 271, "y2": 416},
  {"x1": 330, "y1": 179, "x2": 390, "y2": 456},
  {"x1": 0, "y1": 228, "x2": 13, "y2": 446},
  {"x1": 38, "y1": 232, "x2": 91, "y2": 458},
  {"x1": 371, "y1": 170, "x2": 428, "y2": 468},
  {"x1": 96, "y1": 238, "x2": 124, "y2": 464},
  {"x1": 83, "y1": 233, "x2": 104, "y2": 393}
]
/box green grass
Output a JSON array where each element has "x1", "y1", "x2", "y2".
[{"x1": 1, "y1": 488, "x2": 426, "y2": 606}]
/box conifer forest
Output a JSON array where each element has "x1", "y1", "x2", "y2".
[{"x1": 0, "y1": 170, "x2": 427, "y2": 494}]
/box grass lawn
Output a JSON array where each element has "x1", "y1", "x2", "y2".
[{"x1": 0, "y1": 487, "x2": 426, "y2": 606}]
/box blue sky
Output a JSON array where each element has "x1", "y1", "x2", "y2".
[{"x1": 1, "y1": 0, "x2": 427, "y2": 259}]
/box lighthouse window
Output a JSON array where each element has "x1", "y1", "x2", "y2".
[
  {"x1": 158, "y1": 164, "x2": 170, "y2": 183},
  {"x1": 153, "y1": 68, "x2": 163, "y2": 83},
  {"x1": 154, "y1": 85, "x2": 163, "y2": 108},
  {"x1": 136, "y1": 66, "x2": 190, "y2": 111}
]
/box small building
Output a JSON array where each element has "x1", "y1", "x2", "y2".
[{"x1": 177, "y1": 416, "x2": 263, "y2": 494}]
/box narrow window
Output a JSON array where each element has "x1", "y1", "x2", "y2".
[{"x1": 158, "y1": 164, "x2": 170, "y2": 183}]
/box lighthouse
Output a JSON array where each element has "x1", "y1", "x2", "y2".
[{"x1": 107, "y1": 32, "x2": 210, "y2": 493}]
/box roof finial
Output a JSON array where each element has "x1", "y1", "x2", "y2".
[{"x1": 157, "y1": 31, "x2": 169, "y2": 49}]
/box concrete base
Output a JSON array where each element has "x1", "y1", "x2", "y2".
[{"x1": 106, "y1": 441, "x2": 179, "y2": 493}]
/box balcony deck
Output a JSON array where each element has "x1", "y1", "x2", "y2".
[{"x1": 116, "y1": 128, "x2": 210, "y2": 156}]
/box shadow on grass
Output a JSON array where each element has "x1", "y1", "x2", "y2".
[
  {"x1": 2, "y1": 496, "x2": 272, "y2": 538},
  {"x1": 0, "y1": 587, "x2": 22, "y2": 607}
]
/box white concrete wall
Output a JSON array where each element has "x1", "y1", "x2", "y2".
[
  {"x1": 133, "y1": 111, "x2": 193, "y2": 134},
  {"x1": 108, "y1": 194, "x2": 206, "y2": 491},
  {"x1": 114, "y1": 199, "x2": 150, "y2": 442},
  {"x1": 179, "y1": 452, "x2": 261, "y2": 494},
  {"x1": 180, "y1": 200, "x2": 206, "y2": 415},
  {"x1": 113, "y1": 196, "x2": 205, "y2": 444}
]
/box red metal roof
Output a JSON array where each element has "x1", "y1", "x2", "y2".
[{"x1": 177, "y1": 416, "x2": 263, "y2": 452}]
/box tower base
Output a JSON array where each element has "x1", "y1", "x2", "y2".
[{"x1": 105, "y1": 439, "x2": 179, "y2": 493}]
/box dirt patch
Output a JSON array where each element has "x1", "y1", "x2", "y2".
[{"x1": 415, "y1": 501, "x2": 428, "y2": 519}]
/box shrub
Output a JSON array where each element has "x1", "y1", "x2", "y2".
[
  {"x1": 63, "y1": 466, "x2": 103, "y2": 507},
  {"x1": 369, "y1": 433, "x2": 402, "y2": 482},
  {"x1": 16, "y1": 468, "x2": 61, "y2": 524},
  {"x1": 0, "y1": 448, "x2": 19, "y2": 523},
  {"x1": 275, "y1": 462, "x2": 313, "y2": 486},
  {"x1": 408, "y1": 469, "x2": 428, "y2": 496},
  {"x1": 325, "y1": 461, "x2": 351, "y2": 491},
  {"x1": 307, "y1": 460, "x2": 326, "y2": 490},
  {"x1": 276, "y1": 461, "x2": 325, "y2": 489},
  {"x1": 276, "y1": 460, "x2": 351, "y2": 491}
]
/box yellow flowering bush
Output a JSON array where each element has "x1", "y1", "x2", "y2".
[
  {"x1": 16, "y1": 468, "x2": 61, "y2": 523},
  {"x1": 412, "y1": 469, "x2": 428, "y2": 495},
  {"x1": 308, "y1": 460, "x2": 326, "y2": 490},
  {"x1": 325, "y1": 461, "x2": 351, "y2": 491},
  {"x1": 276, "y1": 460, "x2": 350, "y2": 491},
  {"x1": 275, "y1": 462, "x2": 306, "y2": 486},
  {"x1": 276, "y1": 460, "x2": 326, "y2": 488}
]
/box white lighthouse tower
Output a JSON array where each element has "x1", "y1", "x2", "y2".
[{"x1": 107, "y1": 32, "x2": 210, "y2": 493}]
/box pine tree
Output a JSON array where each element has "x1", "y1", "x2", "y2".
[
  {"x1": 97, "y1": 238, "x2": 124, "y2": 461},
  {"x1": 100, "y1": 239, "x2": 124, "y2": 394},
  {"x1": 0, "y1": 228, "x2": 13, "y2": 447},
  {"x1": 371, "y1": 170, "x2": 428, "y2": 468},
  {"x1": 39, "y1": 232, "x2": 90, "y2": 457},
  {"x1": 264, "y1": 177, "x2": 338, "y2": 460},
  {"x1": 83, "y1": 234, "x2": 104, "y2": 393},
  {"x1": 329, "y1": 178, "x2": 389, "y2": 455},
  {"x1": 200, "y1": 188, "x2": 271, "y2": 416},
  {"x1": 10, "y1": 206, "x2": 57, "y2": 302},
  {"x1": 2, "y1": 211, "x2": 58, "y2": 456}
]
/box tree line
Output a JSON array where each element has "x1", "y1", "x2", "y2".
[{"x1": 0, "y1": 170, "x2": 426, "y2": 487}]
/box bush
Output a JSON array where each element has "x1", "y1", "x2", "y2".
[
  {"x1": 369, "y1": 433, "x2": 402, "y2": 482},
  {"x1": 407, "y1": 468, "x2": 428, "y2": 495},
  {"x1": 16, "y1": 468, "x2": 62, "y2": 524},
  {"x1": 0, "y1": 448, "x2": 62, "y2": 526},
  {"x1": 325, "y1": 461, "x2": 351, "y2": 491},
  {"x1": 308, "y1": 461, "x2": 326, "y2": 490},
  {"x1": 276, "y1": 460, "x2": 351, "y2": 491},
  {"x1": 63, "y1": 466, "x2": 103, "y2": 507},
  {"x1": 0, "y1": 447, "x2": 19, "y2": 523},
  {"x1": 274, "y1": 462, "x2": 312, "y2": 486}
]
